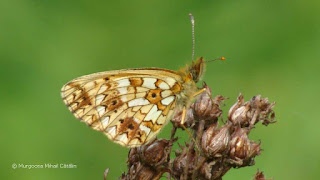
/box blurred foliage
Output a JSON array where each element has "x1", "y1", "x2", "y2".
[{"x1": 1, "y1": 0, "x2": 319, "y2": 179}]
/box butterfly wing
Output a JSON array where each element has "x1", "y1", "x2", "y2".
[{"x1": 61, "y1": 68, "x2": 183, "y2": 147}]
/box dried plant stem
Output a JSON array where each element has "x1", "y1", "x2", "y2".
[
  {"x1": 191, "y1": 119, "x2": 206, "y2": 179},
  {"x1": 119, "y1": 85, "x2": 276, "y2": 180}
]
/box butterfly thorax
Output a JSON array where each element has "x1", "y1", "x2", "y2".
[
  {"x1": 175, "y1": 57, "x2": 206, "y2": 109},
  {"x1": 175, "y1": 80, "x2": 198, "y2": 110}
]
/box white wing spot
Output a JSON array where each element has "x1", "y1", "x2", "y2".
[
  {"x1": 97, "y1": 106, "x2": 106, "y2": 116},
  {"x1": 145, "y1": 105, "x2": 162, "y2": 123},
  {"x1": 117, "y1": 87, "x2": 128, "y2": 94},
  {"x1": 158, "y1": 82, "x2": 170, "y2": 89},
  {"x1": 121, "y1": 95, "x2": 127, "y2": 102},
  {"x1": 96, "y1": 94, "x2": 105, "y2": 105},
  {"x1": 161, "y1": 90, "x2": 172, "y2": 98},
  {"x1": 101, "y1": 116, "x2": 110, "y2": 128},
  {"x1": 107, "y1": 126, "x2": 117, "y2": 137},
  {"x1": 140, "y1": 124, "x2": 151, "y2": 135},
  {"x1": 165, "y1": 77, "x2": 176, "y2": 87},
  {"x1": 133, "y1": 117, "x2": 140, "y2": 123},
  {"x1": 98, "y1": 84, "x2": 108, "y2": 94},
  {"x1": 142, "y1": 78, "x2": 157, "y2": 89},
  {"x1": 145, "y1": 105, "x2": 158, "y2": 119},
  {"x1": 152, "y1": 111, "x2": 162, "y2": 123},
  {"x1": 116, "y1": 79, "x2": 130, "y2": 87},
  {"x1": 161, "y1": 96, "x2": 175, "y2": 105},
  {"x1": 128, "y1": 98, "x2": 150, "y2": 107},
  {"x1": 115, "y1": 133, "x2": 128, "y2": 144}
]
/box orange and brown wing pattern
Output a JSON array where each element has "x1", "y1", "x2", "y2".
[{"x1": 61, "y1": 69, "x2": 182, "y2": 147}]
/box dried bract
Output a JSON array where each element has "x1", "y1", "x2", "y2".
[
  {"x1": 201, "y1": 123, "x2": 231, "y2": 157},
  {"x1": 250, "y1": 95, "x2": 276, "y2": 126},
  {"x1": 228, "y1": 94, "x2": 276, "y2": 127},
  {"x1": 228, "y1": 93, "x2": 245, "y2": 120},
  {"x1": 172, "y1": 144, "x2": 196, "y2": 179},
  {"x1": 228, "y1": 127, "x2": 261, "y2": 167},
  {"x1": 120, "y1": 162, "x2": 164, "y2": 180},
  {"x1": 194, "y1": 85, "x2": 225, "y2": 122},
  {"x1": 123, "y1": 139, "x2": 174, "y2": 180},
  {"x1": 128, "y1": 139, "x2": 173, "y2": 167}
]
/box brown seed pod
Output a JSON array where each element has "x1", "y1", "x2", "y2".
[
  {"x1": 201, "y1": 123, "x2": 231, "y2": 157},
  {"x1": 194, "y1": 85, "x2": 225, "y2": 122},
  {"x1": 128, "y1": 138, "x2": 173, "y2": 167},
  {"x1": 228, "y1": 127, "x2": 261, "y2": 167},
  {"x1": 228, "y1": 94, "x2": 276, "y2": 127},
  {"x1": 172, "y1": 144, "x2": 196, "y2": 179},
  {"x1": 120, "y1": 162, "x2": 165, "y2": 180}
]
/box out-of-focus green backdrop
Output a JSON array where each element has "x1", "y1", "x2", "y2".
[{"x1": 1, "y1": 0, "x2": 319, "y2": 179}]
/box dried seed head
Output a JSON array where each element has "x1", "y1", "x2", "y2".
[
  {"x1": 228, "y1": 127, "x2": 261, "y2": 167},
  {"x1": 201, "y1": 123, "x2": 231, "y2": 157},
  {"x1": 120, "y1": 86, "x2": 277, "y2": 180},
  {"x1": 128, "y1": 148, "x2": 139, "y2": 165},
  {"x1": 141, "y1": 139, "x2": 171, "y2": 166},
  {"x1": 228, "y1": 94, "x2": 276, "y2": 127},
  {"x1": 121, "y1": 162, "x2": 165, "y2": 180},
  {"x1": 133, "y1": 165, "x2": 164, "y2": 180},
  {"x1": 229, "y1": 127, "x2": 250, "y2": 159},
  {"x1": 194, "y1": 85, "x2": 226, "y2": 122},
  {"x1": 124, "y1": 139, "x2": 172, "y2": 180},
  {"x1": 250, "y1": 95, "x2": 276, "y2": 126},
  {"x1": 228, "y1": 93, "x2": 245, "y2": 120},
  {"x1": 171, "y1": 107, "x2": 195, "y2": 128},
  {"x1": 172, "y1": 145, "x2": 196, "y2": 178},
  {"x1": 128, "y1": 139, "x2": 172, "y2": 167},
  {"x1": 228, "y1": 96, "x2": 251, "y2": 126}
]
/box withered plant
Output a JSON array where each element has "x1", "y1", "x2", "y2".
[{"x1": 106, "y1": 85, "x2": 276, "y2": 180}]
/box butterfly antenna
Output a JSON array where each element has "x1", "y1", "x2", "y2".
[
  {"x1": 205, "y1": 56, "x2": 226, "y2": 63},
  {"x1": 189, "y1": 13, "x2": 195, "y2": 61}
]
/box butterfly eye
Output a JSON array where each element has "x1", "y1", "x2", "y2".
[{"x1": 112, "y1": 100, "x2": 117, "y2": 105}]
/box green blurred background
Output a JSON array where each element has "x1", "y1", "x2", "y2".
[{"x1": 1, "y1": 0, "x2": 319, "y2": 179}]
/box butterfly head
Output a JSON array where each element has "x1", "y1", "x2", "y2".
[{"x1": 188, "y1": 57, "x2": 205, "y2": 83}]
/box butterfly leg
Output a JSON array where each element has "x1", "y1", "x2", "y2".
[
  {"x1": 180, "y1": 106, "x2": 201, "y2": 152},
  {"x1": 192, "y1": 88, "x2": 206, "y2": 98},
  {"x1": 180, "y1": 107, "x2": 187, "y2": 125}
]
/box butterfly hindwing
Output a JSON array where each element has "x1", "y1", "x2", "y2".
[{"x1": 61, "y1": 69, "x2": 182, "y2": 147}]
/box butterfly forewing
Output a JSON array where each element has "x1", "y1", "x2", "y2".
[{"x1": 61, "y1": 69, "x2": 182, "y2": 147}]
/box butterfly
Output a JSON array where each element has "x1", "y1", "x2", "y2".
[{"x1": 60, "y1": 57, "x2": 223, "y2": 148}]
